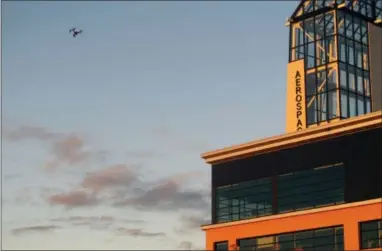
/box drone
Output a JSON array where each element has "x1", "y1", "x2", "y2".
[{"x1": 69, "y1": 27, "x2": 83, "y2": 38}]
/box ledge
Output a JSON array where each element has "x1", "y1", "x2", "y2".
[{"x1": 201, "y1": 111, "x2": 382, "y2": 165}]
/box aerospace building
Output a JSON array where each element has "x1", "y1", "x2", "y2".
[{"x1": 200, "y1": 0, "x2": 382, "y2": 250}]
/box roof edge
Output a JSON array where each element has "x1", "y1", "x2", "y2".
[{"x1": 201, "y1": 111, "x2": 382, "y2": 165}]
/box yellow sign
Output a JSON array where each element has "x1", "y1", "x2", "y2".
[{"x1": 285, "y1": 59, "x2": 306, "y2": 133}]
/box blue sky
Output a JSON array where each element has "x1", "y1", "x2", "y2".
[{"x1": 2, "y1": 1, "x2": 298, "y2": 249}]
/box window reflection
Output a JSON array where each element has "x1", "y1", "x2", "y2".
[
  {"x1": 277, "y1": 163, "x2": 344, "y2": 213},
  {"x1": 215, "y1": 178, "x2": 273, "y2": 223},
  {"x1": 336, "y1": 11, "x2": 372, "y2": 119},
  {"x1": 360, "y1": 220, "x2": 382, "y2": 249},
  {"x1": 238, "y1": 226, "x2": 344, "y2": 251},
  {"x1": 215, "y1": 241, "x2": 229, "y2": 251}
]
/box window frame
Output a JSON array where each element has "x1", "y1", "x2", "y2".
[
  {"x1": 214, "y1": 241, "x2": 229, "y2": 251},
  {"x1": 359, "y1": 219, "x2": 382, "y2": 249}
]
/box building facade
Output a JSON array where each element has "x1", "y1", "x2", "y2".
[{"x1": 200, "y1": 1, "x2": 382, "y2": 250}]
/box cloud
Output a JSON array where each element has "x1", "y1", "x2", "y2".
[
  {"x1": 179, "y1": 214, "x2": 210, "y2": 230},
  {"x1": 115, "y1": 227, "x2": 166, "y2": 238},
  {"x1": 3, "y1": 125, "x2": 103, "y2": 169},
  {"x1": 179, "y1": 241, "x2": 204, "y2": 250},
  {"x1": 51, "y1": 215, "x2": 144, "y2": 225},
  {"x1": 48, "y1": 134, "x2": 89, "y2": 166},
  {"x1": 47, "y1": 190, "x2": 99, "y2": 208},
  {"x1": 50, "y1": 215, "x2": 144, "y2": 231},
  {"x1": 2, "y1": 126, "x2": 61, "y2": 141},
  {"x1": 46, "y1": 165, "x2": 209, "y2": 212},
  {"x1": 81, "y1": 164, "x2": 139, "y2": 193},
  {"x1": 12, "y1": 225, "x2": 61, "y2": 235},
  {"x1": 114, "y1": 171, "x2": 209, "y2": 211}
]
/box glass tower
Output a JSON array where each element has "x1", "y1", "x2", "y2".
[{"x1": 286, "y1": 0, "x2": 382, "y2": 129}]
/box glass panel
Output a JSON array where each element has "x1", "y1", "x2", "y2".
[
  {"x1": 316, "y1": 40, "x2": 326, "y2": 66},
  {"x1": 354, "y1": 18, "x2": 361, "y2": 42},
  {"x1": 277, "y1": 164, "x2": 344, "y2": 213},
  {"x1": 362, "y1": 45, "x2": 369, "y2": 70},
  {"x1": 355, "y1": 42, "x2": 362, "y2": 69},
  {"x1": 348, "y1": 66, "x2": 356, "y2": 92},
  {"x1": 315, "y1": 14, "x2": 325, "y2": 41},
  {"x1": 337, "y1": 12, "x2": 345, "y2": 36},
  {"x1": 345, "y1": 14, "x2": 353, "y2": 39},
  {"x1": 361, "y1": 220, "x2": 382, "y2": 249},
  {"x1": 317, "y1": 93, "x2": 327, "y2": 122},
  {"x1": 338, "y1": 36, "x2": 346, "y2": 62},
  {"x1": 328, "y1": 90, "x2": 338, "y2": 119},
  {"x1": 361, "y1": 20, "x2": 368, "y2": 45},
  {"x1": 304, "y1": 18, "x2": 315, "y2": 43},
  {"x1": 215, "y1": 242, "x2": 229, "y2": 251},
  {"x1": 349, "y1": 93, "x2": 356, "y2": 117},
  {"x1": 325, "y1": 12, "x2": 335, "y2": 36},
  {"x1": 327, "y1": 67, "x2": 337, "y2": 90},
  {"x1": 215, "y1": 178, "x2": 273, "y2": 223},
  {"x1": 356, "y1": 68, "x2": 364, "y2": 95},
  {"x1": 292, "y1": 22, "x2": 304, "y2": 48},
  {"x1": 306, "y1": 71, "x2": 317, "y2": 96},
  {"x1": 326, "y1": 36, "x2": 337, "y2": 62},
  {"x1": 317, "y1": 68, "x2": 327, "y2": 93},
  {"x1": 357, "y1": 96, "x2": 365, "y2": 116},
  {"x1": 366, "y1": 98, "x2": 371, "y2": 113},
  {"x1": 307, "y1": 95, "x2": 317, "y2": 125},
  {"x1": 364, "y1": 72, "x2": 370, "y2": 96},
  {"x1": 347, "y1": 42, "x2": 355, "y2": 66},
  {"x1": 339, "y1": 63, "x2": 347, "y2": 89}
]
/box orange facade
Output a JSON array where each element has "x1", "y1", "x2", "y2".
[{"x1": 203, "y1": 199, "x2": 382, "y2": 250}]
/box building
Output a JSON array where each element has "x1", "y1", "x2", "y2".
[{"x1": 200, "y1": 0, "x2": 382, "y2": 250}]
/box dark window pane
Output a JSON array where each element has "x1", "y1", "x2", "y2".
[
  {"x1": 360, "y1": 220, "x2": 382, "y2": 249},
  {"x1": 338, "y1": 36, "x2": 346, "y2": 62},
  {"x1": 215, "y1": 178, "x2": 273, "y2": 223},
  {"x1": 215, "y1": 241, "x2": 229, "y2": 251},
  {"x1": 306, "y1": 71, "x2": 316, "y2": 96},
  {"x1": 277, "y1": 164, "x2": 344, "y2": 212},
  {"x1": 304, "y1": 18, "x2": 315, "y2": 43},
  {"x1": 325, "y1": 12, "x2": 335, "y2": 35},
  {"x1": 328, "y1": 91, "x2": 338, "y2": 119},
  {"x1": 307, "y1": 95, "x2": 317, "y2": 125},
  {"x1": 337, "y1": 12, "x2": 345, "y2": 35}
]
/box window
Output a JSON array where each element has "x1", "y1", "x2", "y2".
[
  {"x1": 360, "y1": 220, "x2": 382, "y2": 249},
  {"x1": 237, "y1": 226, "x2": 344, "y2": 251},
  {"x1": 215, "y1": 178, "x2": 273, "y2": 223},
  {"x1": 277, "y1": 163, "x2": 344, "y2": 213},
  {"x1": 336, "y1": 11, "x2": 372, "y2": 119},
  {"x1": 215, "y1": 241, "x2": 229, "y2": 251}
]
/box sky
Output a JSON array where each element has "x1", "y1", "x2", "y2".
[{"x1": 2, "y1": 1, "x2": 299, "y2": 250}]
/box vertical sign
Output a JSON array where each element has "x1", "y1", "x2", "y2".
[{"x1": 285, "y1": 59, "x2": 306, "y2": 133}]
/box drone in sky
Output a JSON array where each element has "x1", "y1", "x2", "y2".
[{"x1": 69, "y1": 27, "x2": 83, "y2": 38}]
